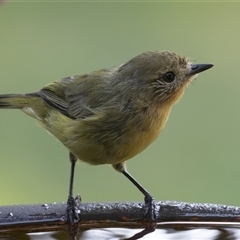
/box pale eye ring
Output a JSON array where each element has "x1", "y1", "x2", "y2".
[{"x1": 162, "y1": 71, "x2": 175, "y2": 83}]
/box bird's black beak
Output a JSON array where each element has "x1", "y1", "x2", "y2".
[{"x1": 188, "y1": 63, "x2": 214, "y2": 76}]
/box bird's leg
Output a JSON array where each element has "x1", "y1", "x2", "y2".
[
  {"x1": 65, "y1": 152, "x2": 81, "y2": 225},
  {"x1": 122, "y1": 169, "x2": 156, "y2": 221},
  {"x1": 113, "y1": 163, "x2": 157, "y2": 222}
]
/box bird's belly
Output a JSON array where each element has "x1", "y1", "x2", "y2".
[
  {"x1": 41, "y1": 107, "x2": 170, "y2": 166},
  {"x1": 70, "y1": 127, "x2": 160, "y2": 165},
  {"x1": 67, "y1": 117, "x2": 168, "y2": 165}
]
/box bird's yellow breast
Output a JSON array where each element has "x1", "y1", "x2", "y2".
[{"x1": 40, "y1": 104, "x2": 171, "y2": 166}]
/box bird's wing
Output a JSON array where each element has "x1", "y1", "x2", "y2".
[
  {"x1": 37, "y1": 88, "x2": 69, "y2": 116},
  {"x1": 37, "y1": 69, "x2": 117, "y2": 119}
]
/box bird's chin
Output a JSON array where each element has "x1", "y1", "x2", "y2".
[{"x1": 186, "y1": 74, "x2": 198, "y2": 84}]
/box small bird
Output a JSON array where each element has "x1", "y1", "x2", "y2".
[{"x1": 0, "y1": 51, "x2": 213, "y2": 223}]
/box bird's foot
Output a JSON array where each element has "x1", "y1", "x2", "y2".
[
  {"x1": 65, "y1": 194, "x2": 81, "y2": 225},
  {"x1": 144, "y1": 195, "x2": 157, "y2": 221}
]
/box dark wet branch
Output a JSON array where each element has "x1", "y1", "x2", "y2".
[{"x1": 1, "y1": 200, "x2": 240, "y2": 233}]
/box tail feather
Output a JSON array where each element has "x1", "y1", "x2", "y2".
[{"x1": 0, "y1": 94, "x2": 30, "y2": 109}]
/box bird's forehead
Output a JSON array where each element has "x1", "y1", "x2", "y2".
[
  {"x1": 118, "y1": 51, "x2": 191, "y2": 78},
  {"x1": 160, "y1": 51, "x2": 189, "y2": 69}
]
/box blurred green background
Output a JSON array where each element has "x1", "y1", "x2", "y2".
[{"x1": 0, "y1": 2, "x2": 239, "y2": 207}]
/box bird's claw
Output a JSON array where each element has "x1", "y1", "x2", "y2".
[
  {"x1": 144, "y1": 195, "x2": 156, "y2": 221},
  {"x1": 65, "y1": 194, "x2": 81, "y2": 225}
]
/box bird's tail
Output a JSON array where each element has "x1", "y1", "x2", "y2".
[{"x1": 0, "y1": 94, "x2": 31, "y2": 109}]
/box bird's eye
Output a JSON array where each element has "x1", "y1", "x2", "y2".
[{"x1": 162, "y1": 71, "x2": 176, "y2": 83}]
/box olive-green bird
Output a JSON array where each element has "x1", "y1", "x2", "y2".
[{"x1": 0, "y1": 51, "x2": 213, "y2": 224}]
